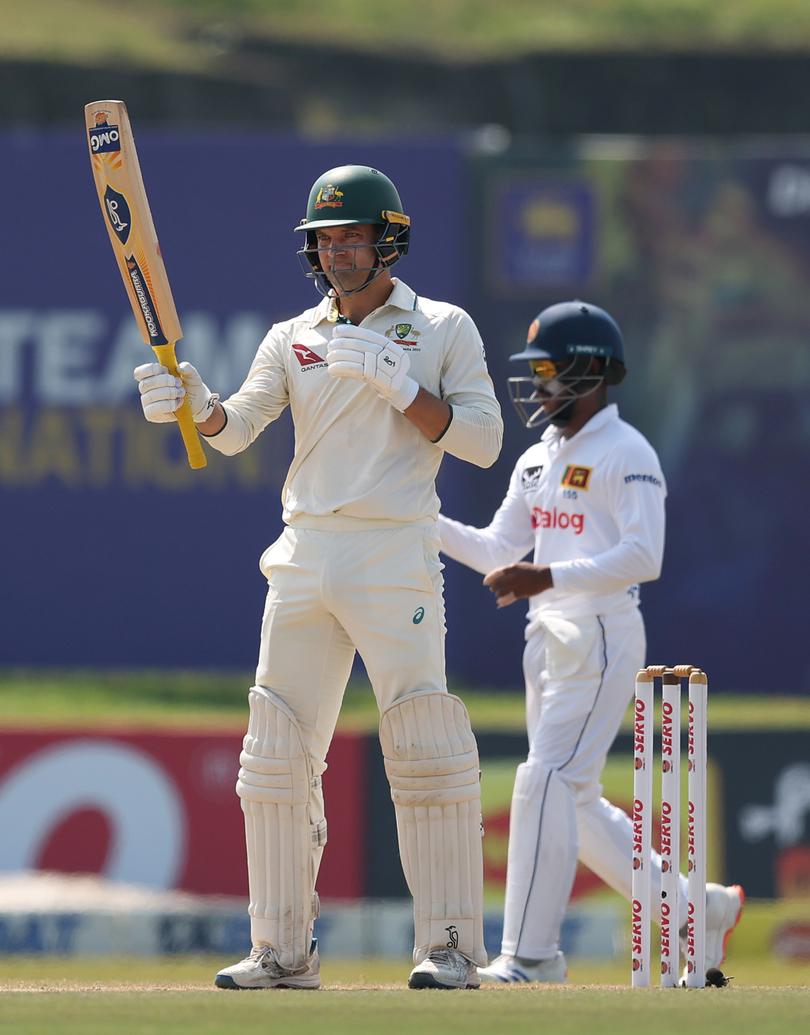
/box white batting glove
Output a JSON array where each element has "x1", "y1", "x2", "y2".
[
  {"x1": 326, "y1": 324, "x2": 419, "y2": 412},
  {"x1": 133, "y1": 361, "x2": 218, "y2": 424}
]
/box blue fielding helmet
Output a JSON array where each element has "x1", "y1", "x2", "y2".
[
  {"x1": 510, "y1": 301, "x2": 626, "y2": 380},
  {"x1": 507, "y1": 301, "x2": 627, "y2": 429}
]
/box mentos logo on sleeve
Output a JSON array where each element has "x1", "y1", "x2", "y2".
[{"x1": 89, "y1": 118, "x2": 121, "y2": 154}]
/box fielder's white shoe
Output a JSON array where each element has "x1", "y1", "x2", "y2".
[
  {"x1": 214, "y1": 939, "x2": 320, "y2": 990},
  {"x1": 680, "y1": 883, "x2": 745, "y2": 984},
  {"x1": 477, "y1": 951, "x2": 568, "y2": 984},
  {"x1": 408, "y1": 948, "x2": 481, "y2": 989}
]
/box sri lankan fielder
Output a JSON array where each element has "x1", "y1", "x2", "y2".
[
  {"x1": 133, "y1": 166, "x2": 503, "y2": 990},
  {"x1": 438, "y1": 302, "x2": 744, "y2": 984}
]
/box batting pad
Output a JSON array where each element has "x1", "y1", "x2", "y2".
[
  {"x1": 236, "y1": 686, "x2": 325, "y2": 969},
  {"x1": 380, "y1": 691, "x2": 486, "y2": 966}
]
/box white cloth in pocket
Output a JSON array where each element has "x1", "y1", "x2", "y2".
[{"x1": 530, "y1": 614, "x2": 600, "y2": 680}]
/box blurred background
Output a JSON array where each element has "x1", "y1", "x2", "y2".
[{"x1": 0, "y1": 0, "x2": 808, "y2": 977}]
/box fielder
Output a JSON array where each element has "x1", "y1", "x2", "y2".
[
  {"x1": 133, "y1": 166, "x2": 503, "y2": 990},
  {"x1": 438, "y1": 301, "x2": 744, "y2": 983}
]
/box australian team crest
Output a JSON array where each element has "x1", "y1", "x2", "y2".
[
  {"x1": 386, "y1": 322, "x2": 421, "y2": 346},
  {"x1": 315, "y1": 184, "x2": 344, "y2": 209}
]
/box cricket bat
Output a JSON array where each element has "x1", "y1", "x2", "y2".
[{"x1": 84, "y1": 99, "x2": 207, "y2": 470}]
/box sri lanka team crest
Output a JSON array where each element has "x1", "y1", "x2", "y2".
[
  {"x1": 315, "y1": 184, "x2": 344, "y2": 209},
  {"x1": 561, "y1": 465, "x2": 592, "y2": 489}
]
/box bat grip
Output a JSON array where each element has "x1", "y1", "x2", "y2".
[{"x1": 152, "y1": 343, "x2": 208, "y2": 470}]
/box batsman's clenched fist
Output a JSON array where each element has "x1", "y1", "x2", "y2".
[
  {"x1": 134, "y1": 362, "x2": 217, "y2": 424},
  {"x1": 326, "y1": 324, "x2": 419, "y2": 412}
]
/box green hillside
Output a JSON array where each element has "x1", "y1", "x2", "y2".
[{"x1": 3, "y1": 0, "x2": 810, "y2": 76}]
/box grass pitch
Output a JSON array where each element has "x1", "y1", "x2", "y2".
[{"x1": 1, "y1": 957, "x2": 808, "y2": 1035}]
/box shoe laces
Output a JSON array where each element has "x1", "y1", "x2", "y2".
[
  {"x1": 246, "y1": 945, "x2": 286, "y2": 977},
  {"x1": 426, "y1": 948, "x2": 468, "y2": 973}
]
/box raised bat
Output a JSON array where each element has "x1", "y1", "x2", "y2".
[{"x1": 84, "y1": 99, "x2": 206, "y2": 470}]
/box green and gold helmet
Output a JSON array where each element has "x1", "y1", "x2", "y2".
[{"x1": 294, "y1": 165, "x2": 410, "y2": 295}]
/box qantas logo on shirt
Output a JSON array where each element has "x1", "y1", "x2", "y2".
[
  {"x1": 561, "y1": 465, "x2": 592, "y2": 490},
  {"x1": 292, "y1": 343, "x2": 326, "y2": 368},
  {"x1": 521, "y1": 466, "x2": 543, "y2": 491},
  {"x1": 531, "y1": 506, "x2": 585, "y2": 535}
]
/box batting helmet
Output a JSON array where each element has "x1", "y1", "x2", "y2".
[{"x1": 295, "y1": 166, "x2": 410, "y2": 295}]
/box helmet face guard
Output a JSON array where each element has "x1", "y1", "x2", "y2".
[
  {"x1": 294, "y1": 166, "x2": 410, "y2": 297},
  {"x1": 507, "y1": 356, "x2": 607, "y2": 429},
  {"x1": 296, "y1": 212, "x2": 410, "y2": 297}
]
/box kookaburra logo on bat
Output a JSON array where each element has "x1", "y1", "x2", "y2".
[{"x1": 104, "y1": 186, "x2": 131, "y2": 245}]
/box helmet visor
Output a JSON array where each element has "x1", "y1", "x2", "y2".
[{"x1": 507, "y1": 355, "x2": 605, "y2": 428}]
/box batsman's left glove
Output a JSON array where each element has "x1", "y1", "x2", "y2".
[{"x1": 326, "y1": 324, "x2": 419, "y2": 412}]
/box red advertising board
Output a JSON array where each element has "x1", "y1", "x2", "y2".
[{"x1": 0, "y1": 728, "x2": 367, "y2": 898}]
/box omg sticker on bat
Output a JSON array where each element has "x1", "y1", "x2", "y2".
[{"x1": 89, "y1": 112, "x2": 121, "y2": 154}]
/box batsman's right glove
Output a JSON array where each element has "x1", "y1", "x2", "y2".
[{"x1": 134, "y1": 362, "x2": 219, "y2": 424}]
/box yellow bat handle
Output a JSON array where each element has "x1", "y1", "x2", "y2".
[{"x1": 152, "y1": 343, "x2": 208, "y2": 470}]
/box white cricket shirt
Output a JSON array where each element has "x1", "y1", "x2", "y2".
[
  {"x1": 205, "y1": 279, "x2": 502, "y2": 527},
  {"x1": 438, "y1": 404, "x2": 666, "y2": 618}
]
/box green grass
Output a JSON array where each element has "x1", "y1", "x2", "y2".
[
  {"x1": 0, "y1": 669, "x2": 807, "y2": 732},
  {"x1": 4, "y1": 0, "x2": 810, "y2": 74},
  {"x1": 0, "y1": 957, "x2": 807, "y2": 1035}
]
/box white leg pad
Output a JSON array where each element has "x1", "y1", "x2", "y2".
[
  {"x1": 380, "y1": 691, "x2": 486, "y2": 966},
  {"x1": 236, "y1": 686, "x2": 326, "y2": 970}
]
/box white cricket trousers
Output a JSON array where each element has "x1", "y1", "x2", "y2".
[
  {"x1": 255, "y1": 522, "x2": 447, "y2": 779},
  {"x1": 500, "y1": 607, "x2": 689, "y2": 960}
]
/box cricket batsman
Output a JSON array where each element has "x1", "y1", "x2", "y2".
[
  {"x1": 133, "y1": 166, "x2": 503, "y2": 989},
  {"x1": 438, "y1": 301, "x2": 744, "y2": 983}
]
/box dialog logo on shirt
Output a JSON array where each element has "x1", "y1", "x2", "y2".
[
  {"x1": 531, "y1": 506, "x2": 585, "y2": 535},
  {"x1": 561, "y1": 465, "x2": 592, "y2": 490},
  {"x1": 292, "y1": 343, "x2": 326, "y2": 369},
  {"x1": 521, "y1": 466, "x2": 543, "y2": 491}
]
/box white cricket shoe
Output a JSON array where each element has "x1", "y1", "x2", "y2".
[
  {"x1": 477, "y1": 951, "x2": 568, "y2": 984},
  {"x1": 680, "y1": 883, "x2": 745, "y2": 983},
  {"x1": 215, "y1": 939, "x2": 320, "y2": 990},
  {"x1": 408, "y1": 948, "x2": 481, "y2": 989}
]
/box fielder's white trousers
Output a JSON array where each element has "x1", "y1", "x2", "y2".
[{"x1": 500, "y1": 607, "x2": 689, "y2": 960}]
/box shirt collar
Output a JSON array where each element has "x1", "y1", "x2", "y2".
[
  {"x1": 308, "y1": 278, "x2": 419, "y2": 329},
  {"x1": 542, "y1": 403, "x2": 619, "y2": 448}
]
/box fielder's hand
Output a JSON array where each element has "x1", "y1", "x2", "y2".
[
  {"x1": 483, "y1": 563, "x2": 554, "y2": 608},
  {"x1": 326, "y1": 324, "x2": 419, "y2": 412},
  {"x1": 134, "y1": 362, "x2": 218, "y2": 424}
]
